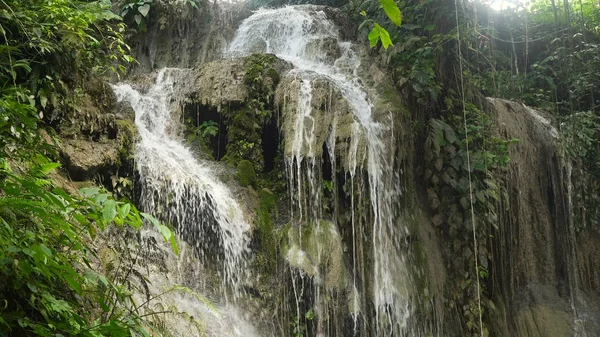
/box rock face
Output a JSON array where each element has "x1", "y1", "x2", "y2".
[
  {"x1": 486, "y1": 98, "x2": 600, "y2": 337},
  {"x1": 276, "y1": 75, "x2": 368, "y2": 170},
  {"x1": 126, "y1": 0, "x2": 253, "y2": 74},
  {"x1": 57, "y1": 78, "x2": 138, "y2": 182},
  {"x1": 188, "y1": 56, "x2": 293, "y2": 108},
  {"x1": 282, "y1": 220, "x2": 347, "y2": 290}
]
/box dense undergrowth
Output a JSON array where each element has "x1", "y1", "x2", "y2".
[{"x1": 0, "y1": 1, "x2": 178, "y2": 336}]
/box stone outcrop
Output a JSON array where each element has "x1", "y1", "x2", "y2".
[
  {"x1": 188, "y1": 56, "x2": 293, "y2": 109},
  {"x1": 125, "y1": 0, "x2": 253, "y2": 74},
  {"x1": 276, "y1": 75, "x2": 368, "y2": 170},
  {"x1": 486, "y1": 98, "x2": 600, "y2": 337},
  {"x1": 56, "y1": 78, "x2": 138, "y2": 181},
  {"x1": 282, "y1": 220, "x2": 347, "y2": 290}
]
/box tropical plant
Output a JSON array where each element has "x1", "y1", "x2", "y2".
[{"x1": 0, "y1": 158, "x2": 178, "y2": 336}]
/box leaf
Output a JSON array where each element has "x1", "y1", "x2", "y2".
[
  {"x1": 170, "y1": 234, "x2": 179, "y2": 256},
  {"x1": 40, "y1": 95, "x2": 48, "y2": 109},
  {"x1": 63, "y1": 272, "x2": 83, "y2": 295},
  {"x1": 118, "y1": 203, "x2": 131, "y2": 221},
  {"x1": 378, "y1": 25, "x2": 393, "y2": 49},
  {"x1": 40, "y1": 162, "x2": 61, "y2": 174},
  {"x1": 134, "y1": 14, "x2": 142, "y2": 25},
  {"x1": 137, "y1": 4, "x2": 150, "y2": 17},
  {"x1": 360, "y1": 10, "x2": 367, "y2": 16},
  {"x1": 141, "y1": 212, "x2": 160, "y2": 228},
  {"x1": 102, "y1": 200, "x2": 118, "y2": 223},
  {"x1": 379, "y1": 0, "x2": 402, "y2": 26},
  {"x1": 80, "y1": 187, "x2": 100, "y2": 198},
  {"x1": 94, "y1": 193, "x2": 108, "y2": 204},
  {"x1": 38, "y1": 244, "x2": 52, "y2": 257},
  {"x1": 444, "y1": 128, "x2": 457, "y2": 144},
  {"x1": 368, "y1": 25, "x2": 381, "y2": 47}
]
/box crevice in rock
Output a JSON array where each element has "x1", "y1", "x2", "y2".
[
  {"x1": 262, "y1": 116, "x2": 279, "y2": 173},
  {"x1": 183, "y1": 102, "x2": 228, "y2": 160}
]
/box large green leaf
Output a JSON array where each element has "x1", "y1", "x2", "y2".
[
  {"x1": 102, "y1": 200, "x2": 118, "y2": 223},
  {"x1": 379, "y1": 0, "x2": 402, "y2": 26},
  {"x1": 137, "y1": 4, "x2": 150, "y2": 17},
  {"x1": 369, "y1": 24, "x2": 394, "y2": 49}
]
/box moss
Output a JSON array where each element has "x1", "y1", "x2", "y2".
[
  {"x1": 281, "y1": 220, "x2": 347, "y2": 290},
  {"x1": 235, "y1": 160, "x2": 256, "y2": 187},
  {"x1": 116, "y1": 119, "x2": 139, "y2": 166},
  {"x1": 220, "y1": 54, "x2": 282, "y2": 171},
  {"x1": 255, "y1": 188, "x2": 279, "y2": 273}
]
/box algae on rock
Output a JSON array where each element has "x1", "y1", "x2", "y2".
[{"x1": 282, "y1": 220, "x2": 347, "y2": 290}]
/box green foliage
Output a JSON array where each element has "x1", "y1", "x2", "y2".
[
  {"x1": 255, "y1": 188, "x2": 280, "y2": 273},
  {"x1": 222, "y1": 54, "x2": 281, "y2": 170},
  {"x1": 185, "y1": 119, "x2": 219, "y2": 144},
  {"x1": 236, "y1": 159, "x2": 257, "y2": 187},
  {"x1": 244, "y1": 53, "x2": 280, "y2": 121},
  {"x1": 0, "y1": 159, "x2": 178, "y2": 336},
  {"x1": 290, "y1": 308, "x2": 315, "y2": 337},
  {"x1": 121, "y1": 0, "x2": 153, "y2": 30},
  {"x1": 121, "y1": 0, "x2": 199, "y2": 31},
  {"x1": 0, "y1": 1, "x2": 185, "y2": 335},
  {"x1": 380, "y1": 0, "x2": 403, "y2": 26},
  {"x1": 369, "y1": 23, "x2": 394, "y2": 49},
  {"x1": 424, "y1": 103, "x2": 517, "y2": 334},
  {"x1": 0, "y1": 0, "x2": 132, "y2": 83},
  {"x1": 557, "y1": 111, "x2": 600, "y2": 232},
  {"x1": 359, "y1": 0, "x2": 403, "y2": 50}
]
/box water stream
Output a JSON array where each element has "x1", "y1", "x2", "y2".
[
  {"x1": 229, "y1": 6, "x2": 415, "y2": 336},
  {"x1": 113, "y1": 69, "x2": 251, "y2": 300}
]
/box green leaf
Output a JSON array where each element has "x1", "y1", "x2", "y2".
[
  {"x1": 379, "y1": 0, "x2": 402, "y2": 26},
  {"x1": 378, "y1": 24, "x2": 393, "y2": 49},
  {"x1": 119, "y1": 203, "x2": 131, "y2": 221},
  {"x1": 102, "y1": 200, "x2": 118, "y2": 223},
  {"x1": 444, "y1": 128, "x2": 457, "y2": 144},
  {"x1": 369, "y1": 24, "x2": 394, "y2": 49},
  {"x1": 63, "y1": 273, "x2": 83, "y2": 295},
  {"x1": 40, "y1": 162, "x2": 61, "y2": 174},
  {"x1": 137, "y1": 4, "x2": 151, "y2": 17},
  {"x1": 169, "y1": 234, "x2": 179, "y2": 256},
  {"x1": 424, "y1": 24, "x2": 435, "y2": 31},
  {"x1": 141, "y1": 212, "x2": 160, "y2": 228},
  {"x1": 368, "y1": 25, "x2": 381, "y2": 47},
  {"x1": 80, "y1": 187, "x2": 100, "y2": 198},
  {"x1": 38, "y1": 244, "x2": 52, "y2": 257}
]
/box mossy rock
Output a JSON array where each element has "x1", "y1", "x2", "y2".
[
  {"x1": 236, "y1": 160, "x2": 256, "y2": 187},
  {"x1": 281, "y1": 220, "x2": 347, "y2": 290},
  {"x1": 255, "y1": 188, "x2": 280, "y2": 273}
]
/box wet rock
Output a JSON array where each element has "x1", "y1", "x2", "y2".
[
  {"x1": 486, "y1": 97, "x2": 600, "y2": 337},
  {"x1": 276, "y1": 73, "x2": 368, "y2": 171},
  {"x1": 57, "y1": 79, "x2": 139, "y2": 181},
  {"x1": 60, "y1": 139, "x2": 121, "y2": 180},
  {"x1": 305, "y1": 37, "x2": 341, "y2": 64},
  {"x1": 282, "y1": 220, "x2": 347, "y2": 290},
  {"x1": 189, "y1": 55, "x2": 293, "y2": 109}
]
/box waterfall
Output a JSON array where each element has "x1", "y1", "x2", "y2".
[
  {"x1": 229, "y1": 6, "x2": 415, "y2": 336},
  {"x1": 112, "y1": 69, "x2": 251, "y2": 299}
]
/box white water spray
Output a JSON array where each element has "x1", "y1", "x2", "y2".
[
  {"x1": 229, "y1": 6, "x2": 415, "y2": 335},
  {"x1": 112, "y1": 69, "x2": 251, "y2": 298}
]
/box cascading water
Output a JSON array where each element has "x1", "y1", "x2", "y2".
[
  {"x1": 229, "y1": 6, "x2": 416, "y2": 336},
  {"x1": 112, "y1": 69, "x2": 251, "y2": 299}
]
